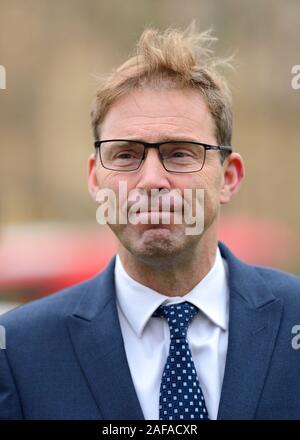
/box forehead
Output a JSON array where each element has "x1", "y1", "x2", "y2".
[{"x1": 100, "y1": 87, "x2": 216, "y2": 143}]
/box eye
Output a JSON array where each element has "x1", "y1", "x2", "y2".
[
  {"x1": 171, "y1": 150, "x2": 190, "y2": 158},
  {"x1": 116, "y1": 152, "x2": 135, "y2": 159},
  {"x1": 168, "y1": 149, "x2": 195, "y2": 160}
]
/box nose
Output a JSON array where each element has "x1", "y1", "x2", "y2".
[{"x1": 135, "y1": 148, "x2": 171, "y2": 191}]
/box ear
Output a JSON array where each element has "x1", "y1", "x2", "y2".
[
  {"x1": 220, "y1": 152, "x2": 245, "y2": 204},
  {"x1": 87, "y1": 152, "x2": 100, "y2": 200}
]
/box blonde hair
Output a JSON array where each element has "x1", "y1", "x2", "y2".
[{"x1": 91, "y1": 23, "x2": 234, "y2": 149}]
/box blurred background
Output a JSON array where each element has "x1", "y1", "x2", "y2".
[{"x1": 0, "y1": 0, "x2": 299, "y2": 313}]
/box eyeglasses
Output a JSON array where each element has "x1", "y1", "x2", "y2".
[{"x1": 94, "y1": 139, "x2": 232, "y2": 173}]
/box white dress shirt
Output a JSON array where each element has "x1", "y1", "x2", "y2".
[{"x1": 114, "y1": 247, "x2": 229, "y2": 420}]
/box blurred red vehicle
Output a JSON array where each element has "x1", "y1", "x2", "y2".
[{"x1": 0, "y1": 216, "x2": 298, "y2": 305}]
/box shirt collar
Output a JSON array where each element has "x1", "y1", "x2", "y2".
[{"x1": 114, "y1": 246, "x2": 229, "y2": 338}]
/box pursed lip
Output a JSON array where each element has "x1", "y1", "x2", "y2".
[
  {"x1": 129, "y1": 202, "x2": 181, "y2": 214},
  {"x1": 136, "y1": 208, "x2": 176, "y2": 213},
  {"x1": 126, "y1": 194, "x2": 185, "y2": 215}
]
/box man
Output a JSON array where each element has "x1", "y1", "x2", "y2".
[{"x1": 0, "y1": 25, "x2": 300, "y2": 420}]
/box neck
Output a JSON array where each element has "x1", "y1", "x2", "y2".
[{"x1": 117, "y1": 230, "x2": 219, "y2": 297}]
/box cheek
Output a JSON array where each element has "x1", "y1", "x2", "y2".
[
  {"x1": 96, "y1": 168, "x2": 129, "y2": 191},
  {"x1": 195, "y1": 168, "x2": 223, "y2": 214},
  {"x1": 95, "y1": 170, "x2": 139, "y2": 218},
  {"x1": 192, "y1": 168, "x2": 221, "y2": 192},
  {"x1": 172, "y1": 175, "x2": 200, "y2": 191}
]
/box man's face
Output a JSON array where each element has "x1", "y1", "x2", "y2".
[{"x1": 88, "y1": 87, "x2": 242, "y2": 265}]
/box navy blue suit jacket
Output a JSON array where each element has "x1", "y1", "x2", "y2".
[{"x1": 0, "y1": 242, "x2": 300, "y2": 419}]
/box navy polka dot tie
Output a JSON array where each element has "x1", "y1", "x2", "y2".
[{"x1": 153, "y1": 302, "x2": 209, "y2": 420}]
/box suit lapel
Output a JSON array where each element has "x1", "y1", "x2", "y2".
[
  {"x1": 67, "y1": 257, "x2": 144, "y2": 420},
  {"x1": 217, "y1": 243, "x2": 283, "y2": 419}
]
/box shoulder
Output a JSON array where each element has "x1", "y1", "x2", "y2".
[
  {"x1": 219, "y1": 241, "x2": 300, "y2": 307},
  {"x1": 0, "y1": 252, "x2": 117, "y2": 339},
  {"x1": 0, "y1": 272, "x2": 101, "y2": 333},
  {"x1": 253, "y1": 264, "x2": 300, "y2": 303}
]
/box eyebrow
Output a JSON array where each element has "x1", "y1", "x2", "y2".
[{"x1": 125, "y1": 136, "x2": 199, "y2": 143}]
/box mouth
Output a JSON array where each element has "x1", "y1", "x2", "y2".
[
  {"x1": 136, "y1": 208, "x2": 175, "y2": 214},
  {"x1": 128, "y1": 209, "x2": 180, "y2": 228},
  {"x1": 126, "y1": 192, "x2": 185, "y2": 223}
]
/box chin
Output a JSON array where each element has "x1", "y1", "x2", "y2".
[
  {"x1": 123, "y1": 226, "x2": 194, "y2": 264},
  {"x1": 112, "y1": 221, "x2": 202, "y2": 263}
]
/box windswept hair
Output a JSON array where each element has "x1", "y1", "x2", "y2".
[{"x1": 91, "y1": 22, "x2": 234, "y2": 150}]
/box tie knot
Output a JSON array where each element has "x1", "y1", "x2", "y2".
[{"x1": 153, "y1": 301, "x2": 199, "y2": 340}]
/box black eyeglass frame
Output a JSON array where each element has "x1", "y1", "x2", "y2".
[{"x1": 94, "y1": 139, "x2": 232, "y2": 173}]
